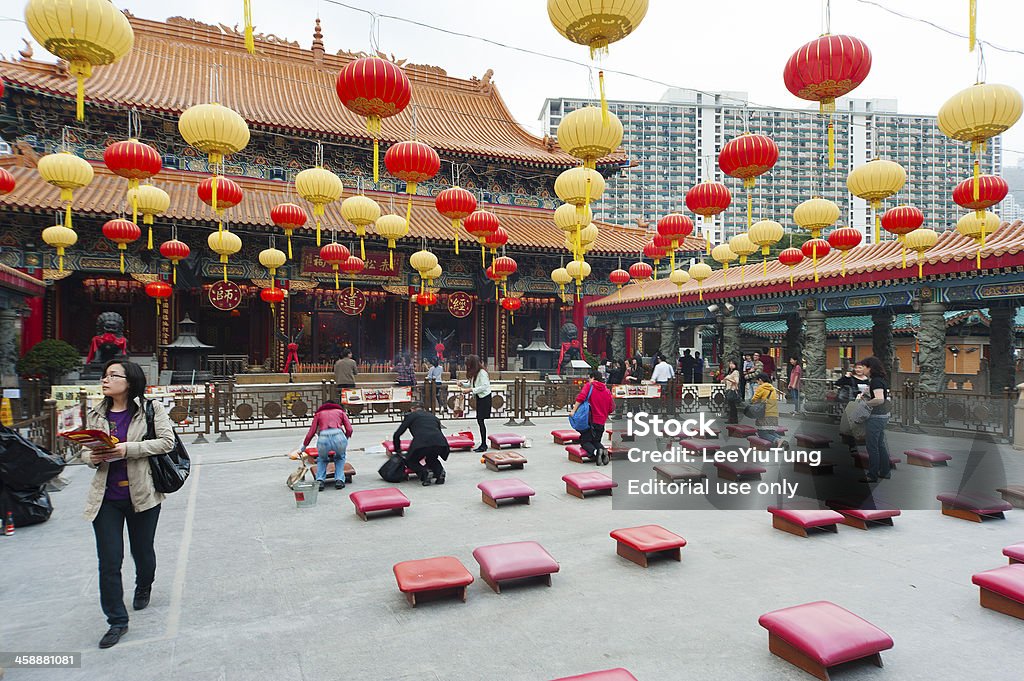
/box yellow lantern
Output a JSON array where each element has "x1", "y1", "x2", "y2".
[
  {"x1": 25, "y1": 0, "x2": 134, "y2": 121},
  {"x1": 956, "y1": 210, "x2": 1002, "y2": 269},
  {"x1": 207, "y1": 230, "x2": 242, "y2": 282},
  {"x1": 375, "y1": 214, "x2": 408, "y2": 269},
  {"x1": 687, "y1": 261, "x2": 713, "y2": 301},
  {"x1": 42, "y1": 224, "x2": 77, "y2": 273},
  {"x1": 669, "y1": 268, "x2": 690, "y2": 302},
  {"x1": 37, "y1": 152, "x2": 93, "y2": 229},
  {"x1": 296, "y1": 166, "x2": 343, "y2": 247},
  {"x1": 566, "y1": 259, "x2": 591, "y2": 300},
  {"x1": 555, "y1": 167, "x2": 605, "y2": 254},
  {"x1": 904, "y1": 228, "x2": 939, "y2": 279},
  {"x1": 554, "y1": 202, "x2": 592, "y2": 234},
  {"x1": 179, "y1": 102, "x2": 250, "y2": 218},
  {"x1": 557, "y1": 106, "x2": 624, "y2": 168},
  {"x1": 748, "y1": 219, "x2": 784, "y2": 277},
  {"x1": 712, "y1": 244, "x2": 738, "y2": 285},
  {"x1": 341, "y1": 194, "x2": 381, "y2": 260},
  {"x1": 128, "y1": 184, "x2": 170, "y2": 250},
  {"x1": 410, "y1": 249, "x2": 438, "y2": 294},
  {"x1": 846, "y1": 159, "x2": 906, "y2": 243},
  {"x1": 728, "y1": 233, "x2": 758, "y2": 283},
  {"x1": 551, "y1": 266, "x2": 572, "y2": 299},
  {"x1": 259, "y1": 247, "x2": 287, "y2": 288},
  {"x1": 793, "y1": 197, "x2": 840, "y2": 239},
  {"x1": 938, "y1": 82, "x2": 1023, "y2": 203}
]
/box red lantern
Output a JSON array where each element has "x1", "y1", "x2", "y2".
[
  {"x1": 719, "y1": 133, "x2": 780, "y2": 228},
  {"x1": 881, "y1": 205, "x2": 924, "y2": 269},
  {"x1": 198, "y1": 176, "x2": 242, "y2": 221},
  {"x1": 485, "y1": 264, "x2": 501, "y2": 298},
  {"x1": 953, "y1": 175, "x2": 1008, "y2": 212},
  {"x1": 784, "y1": 35, "x2": 872, "y2": 113},
  {"x1": 260, "y1": 286, "x2": 285, "y2": 305},
  {"x1": 339, "y1": 255, "x2": 365, "y2": 293},
  {"x1": 493, "y1": 255, "x2": 518, "y2": 280},
  {"x1": 501, "y1": 295, "x2": 521, "y2": 320},
  {"x1": 827, "y1": 227, "x2": 862, "y2": 276},
  {"x1": 435, "y1": 187, "x2": 477, "y2": 255},
  {"x1": 801, "y1": 238, "x2": 831, "y2": 283},
  {"x1": 104, "y1": 139, "x2": 161, "y2": 189},
  {"x1": 102, "y1": 218, "x2": 141, "y2": 273},
  {"x1": 0, "y1": 167, "x2": 15, "y2": 195},
  {"x1": 320, "y1": 243, "x2": 350, "y2": 289},
  {"x1": 416, "y1": 291, "x2": 438, "y2": 309},
  {"x1": 483, "y1": 226, "x2": 509, "y2": 258},
  {"x1": 778, "y1": 247, "x2": 804, "y2": 287},
  {"x1": 271, "y1": 202, "x2": 307, "y2": 259},
  {"x1": 145, "y1": 280, "x2": 172, "y2": 313},
  {"x1": 656, "y1": 213, "x2": 694, "y2": 269},
  {"x1": 643, "y1": 241, "x2": 666, "y2": 279},
  {"x1": 336, "y1": 57, "x2": 412, "y2": 183},
  {"x1": 609, "y1": 268, "x2": 630, "y2": 298},
  {"x1": 159, "y1": 238, "x2": 190, "y2": 284},
  {"x1": 385, "y1": 141, "x2": 441, "y2": 192},
  {"x1": 465, "y1": 210, "x2": 500, "y2": 268},
  {"x1": 629, "y1": 261, "x2": 653, "y2": 284},
  {"x1": 686, "y1": 182, "x2": 731, "y2": 253}
]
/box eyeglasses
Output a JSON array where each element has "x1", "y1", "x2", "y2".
[{"x1": 102, "y1": 373, "x2": 127, "y2": 381}]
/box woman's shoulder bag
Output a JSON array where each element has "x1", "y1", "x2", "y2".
[{"x1": 145, "y1": 400, "x2": 191, "y2": 494}]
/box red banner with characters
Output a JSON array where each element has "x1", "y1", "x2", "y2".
[{"x1": 301, "y1": 248, "x2": 403, "y2": 281}]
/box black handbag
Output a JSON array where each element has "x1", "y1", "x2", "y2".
[
  {"x1": 145, "y1": 400, "x2": 191, "y2": 494},
  {"x1": 378, "y1": 453, "x2": 407, "y2": 483},
  {"x1": 744, "y1": 401, "x2": 766, "y2": 420}
]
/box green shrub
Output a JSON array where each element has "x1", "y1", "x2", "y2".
[{"x1": 16, "y1": 339, "x2": 82, "y2": 385}]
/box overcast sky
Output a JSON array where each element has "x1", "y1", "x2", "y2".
[{"x1": 2, "y1": 0, "x2": 1022, "y2": 174}]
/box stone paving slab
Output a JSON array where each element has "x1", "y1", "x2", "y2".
[{"x1": 2, "y1": 415, "x2": 1023, "y2": 680}]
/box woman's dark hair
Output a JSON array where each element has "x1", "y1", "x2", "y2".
[
  {"x1": 859, "y1": 356, "x2": 887, "y2": 379},
  {"x1": 727, "y1": 360, "x2": 738, "y2": 371},
  {"x1": 341, "y1": 349, "x2": 352, "y2": 359},
  {"x1": 465, "y1": 354, "x2": 483, "y2": 383},
  {"x1": 101, "y1": 359, "x2": 147, "y2": 418},
  {"x1": 790, "y1": 357, "x2": 801, "y2": 365},
  {"x1": 589, "y1": 368, "x2": 603, "y2": 381},
  {"x1": 757, "y1": 372, "x2": 772, "y2": 383}
]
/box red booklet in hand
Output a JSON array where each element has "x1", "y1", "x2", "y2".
[{"x1": 59, "y1": 429, "x2": 117, "y2": 450}]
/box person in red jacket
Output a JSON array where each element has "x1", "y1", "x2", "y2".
[
  {"x1": 570, "y1": 369, "x2": 616, "y2": 466},
  {"x1": 301, "y1": 402, "x2": 354, "y2": 491}
]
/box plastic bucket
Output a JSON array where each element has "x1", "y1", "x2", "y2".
[{"x1": 292, "y1": 480, "x2": 319, "y2": 508}]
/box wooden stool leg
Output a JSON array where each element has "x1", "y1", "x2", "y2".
[
  {"x1": 768, "y1": 633, "x2": 830, "y2": 681},
  {"x1": 772, "y1": 515, "x2": 810, "y2": 537},
  {"x1": 616, "y1": 541, "x2": 649, "y2": 567}
]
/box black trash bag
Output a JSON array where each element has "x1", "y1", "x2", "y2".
[
  {"x1": 0, "y1": 484, "x2": 54, "y2": 527},
  {"x1": 0, "y1": 426, "x2": 65, "y2": 490},
  {"x1": 378, "y1": 455, "x2": 407, "y2": 483}
]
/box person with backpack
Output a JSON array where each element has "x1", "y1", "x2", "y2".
[
  {"x1": 80, "y1": 360, "x2": 176, "y2": 649},
  {"x1": 301, "y1": 400, "x2": 354, "y2": 491},
  {"x1": 570, "y1": 369, "x2": 616, "y2": 466}
]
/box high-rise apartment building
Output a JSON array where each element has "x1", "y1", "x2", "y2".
[{"x1": 539, "y1": 89, "x2": 1002, "y2": 247}]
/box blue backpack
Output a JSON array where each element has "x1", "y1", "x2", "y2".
[{"x1": 568, "y1": 384, "x2": 594, "y2": 431}]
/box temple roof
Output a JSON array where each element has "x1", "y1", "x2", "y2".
[
  {"x1": 0, "y1": 14, "x2": 625, "y2": 168},
  {"x1": 0, "y1": 262, "x2": 44, "y2": 297},
  {"x1": 0, "y1": 161, "x2": 700, "y2": 255},
  {"x1": 739, "y1": 310, "x2": 1007, "y2": 338},
  {"x1": 590, "y1": 220, "x2": 1024, "y2": 311}
]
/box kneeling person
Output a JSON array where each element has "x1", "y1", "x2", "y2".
[{"x1": 393, "y1": 403, "x2": 450, "y2": 486}]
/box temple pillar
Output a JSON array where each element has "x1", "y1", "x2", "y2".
[
  {"x1": 610, "y1": 322, "x2": 626, "y2": 362},
  {"x1": 917, "y1": 302, "x2": 946, "y2": 393},
  {"x1": 803, "y1": 310, "x2": 827, "y2": 407},
  {"x1": 658, "y1": 316, "x2": 678, "y2": 360},
  {"x1": 784, "y1": 313, "x2": 803, "y2": 363},
  {"x1": 0, "y1": 308, "x2": 18, "y2": 387},
  {"x1": 721, "y1": 313, "x2": 741, "y2": 367},
  {"x1": 988, "y1": 305, "x2": 1017, "y2": 394},
  {"x1": 871, "y1": 311, "x2": 895, "y2": 379}
]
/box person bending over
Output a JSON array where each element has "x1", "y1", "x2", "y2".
[{"x1": 393, "y1": 403, "x2": 450, "y2": 486}]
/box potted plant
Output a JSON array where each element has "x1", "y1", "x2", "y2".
[{"x1": 16, "y1": 339, "x2": 83, "y2": 388}]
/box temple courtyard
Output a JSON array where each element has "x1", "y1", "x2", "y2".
[{"x1": 3, "y1": 415, "x2": 1023, "y2": 680}]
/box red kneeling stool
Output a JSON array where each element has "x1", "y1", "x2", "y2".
[
  {"x1": 473, "y1": 541, "x2": 560, "y2": 593},
  {"x1": 972, "y1": 564, "x2": 1024, "y2": 621},
  {"x1": 393, "y1": 556, "x2": 474, "y2": 607},
  {"x1": 758, "y1": 601, "x2": 894, "y2": 681},
  {"x1": 610, "y1": 525, "x2": 686, "y2": 568},
  {"x1": 349, "y1": 488, "x2": 411, "y2": 521}
]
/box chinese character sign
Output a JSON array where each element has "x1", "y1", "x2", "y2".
[
  {"x1": 209, "y1": 280, "x2": 242, "y2": 311},
  {"x1": 337, "y1": 288, "x2": 366, "y2": 316},
  {"x1": 447, "y1": 291, "x2": 473, "y2": 318}
]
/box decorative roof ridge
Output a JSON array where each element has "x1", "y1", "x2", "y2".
[{"x1": 0, "y1": 262, "x2": 44, "y2": 290}]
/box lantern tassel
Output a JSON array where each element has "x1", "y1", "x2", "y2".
[
  {"x1": 64, "y1": 203, "x2": 72, "y2": 229},
  {"x1": 389, "y1": 248, "x2": 394, "y2": 269},
  {"x1": 57, "y1": 248, "x2": 64, "y2": 273},
  {"x1": 119, "y1": 250, "x2": 125, "y2": 274},
  {"x1": 316, "y1": 217, "x2": 321, "y2": 246},
  {"x1": 873, "y1": 211, "x2": 880, "y2": 245},
  {"x1": 902, "y1": 246, "x2": 907, "y2": 269},
  {"x1": 698, "y1": 284, "x2": 703, "y2": 302},
  {"x1": 841, "y1": 252, "x2": 847, "y2": 277},
  {"x1": 405, "y1": 198, "x2": 412, "y2": 234},
  {"x1": 211, "y1": 175, "x2": 218, "y2": 221},
  {"x1": 827, "y1": 121, "x2": 835, "y2": 169},
  {"x1": 706, "y1": 232, "x2": 711, "y2": 255},
  {"x1": 147, "y1": 226, "x2": 153, "y2": 251},
  {"x1": 172, "y1": 264, "x2": 177, "y2": 285},
  {"x1": 481, "y1": 245, "x2": 486, "y2": 269},
  {"x1": 973, "y1": 158, "x2": 980, "y2": 201},
  {"x1": 335, "y1": 271, "x2": 340, "y2": 289},
  {"x1": 360, "y1": 236, "x2": 366, "y2": 260},
  {"x1": 763, "y1": 255, "x2": 768, "y2": 278},
  {"x1": 287, "y1": 234, "x2": 293, "y2": 260},
  {"x1": 350, "y1": 280, "x2": 354, "y2": 295},
  {"x1": 451, "y1": 218, "x2": 460, "y2": 255},
  {"x1": 969, "y1": 0, "x2": 977, "y2": 51},
  {"x1": 918, "y1": 259, "x2": 924, "y2": 279},
  {"x1": 598, "y1": 70, "x2": 609, "y2": 126},
  {"x1": 789, "y1": 271, "x2": 794, "y2": 288},
  {"x1": 69, "y1": 60, "x2": 90, "y2": 121},
  {"x1": 222, "y1": 262, "x2": 228, "y2": 283},
  {"x1": 373, "y1": 139, "x2": 380, "y2": 184},
  {"x1": 747, "y1": 191, "x2": 752, "y2": 229},
  {"x1": 243, "y1": 0, "x2": 255, "y2": 54}
]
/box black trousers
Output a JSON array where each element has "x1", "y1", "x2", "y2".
[
  {"x1": 578, "y1": 423, "x2": 605, "y2": 460},
  {"x1": 404, "y1": 445, "x2": 447, "y2": 481},
  {"x1": 92, "y1": 499, "x2": 161, "y2": 626}
]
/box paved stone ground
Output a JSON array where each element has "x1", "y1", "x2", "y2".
[{"x1": 2, "y1": 414, "x2": 1023, "y2": 680}]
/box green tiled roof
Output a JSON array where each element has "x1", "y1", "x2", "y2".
[{"x1": 738, "y1": 309, "x2": 1017, "y2": 338}]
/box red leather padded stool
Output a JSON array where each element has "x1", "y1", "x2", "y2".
[
  {"x1": 825, "y1": 500, "x2": 901, "y2": 530},
  {"x1": 972, "y1": 564, "x2": 1024, "y2": 621},
  {"x1": 477, "y1": 478, "x2": 535, "y2": 508},
  {"x1": 851, "y1": 452, "x2": 900, "y2": 470},
  {"x1": 768, "y1": 507, "x2": 845, "y2": 538},
  {"x1": 714, "y1": 461, "x2": 766, "y2": 481},
  {"x1": 349, "y1": 488, "x2": 411, "y2": 521},
  {"x1": 562, "y1": 472, "x2": 617, "y2": 499},
  {"x1": 654, "y1": 463, "x2": 706, "y2": 482},
  {"x1": 488, "y1": 433, "x2": 526, "y2": 449},
  {"x1": 551, "y1": 429, "x2": 581, "y2": 444},
  {"x1": 937, "y1": 492, "x2": 1012, "y2": 522},
  {"x1": 303, "y1": 447, "x2": 355, "y2": 482},
  {"x1": 382, "y1": 440, "x2": 412, "y2": 455},
  {"x1": 997, "y1": 484, "x2": 1024, "y2": 508},
  {"x1": 794, "y1": 433, "x2": 831, "y2": 448},
  {"x1": 393, "y1": 556, "x2": 473, "y2": 607},
  {"x1": 1003, "y1": 542, "x2": 1024, "y2": 564},
  {"x1": 482, "y1": 450, "x2": 527, "y2": 472},
  {"x1": 758, "y1": 601, "x2": 894, "y2": 681},
  {"x1": 726, "y1": 424, "x2": 756, "y2": 438},
  {"x1": 565, "y1": 444, "x2": 593, "y2": 463},
  {"x1": 550, "y1": 669, "x2": 638, "y2": 681},
  {"x1": 679, "y1": 440, "x2": 722, "y2": 455},
  {"x1": 473, "y1": 541, "x2": 559, "y2": 594},
  {"x1": 610, "y1": 525, "x2": 686, "y2": 568},
  {"x1": 904, "y1": 449, "x2": 952, "y2": 467}
]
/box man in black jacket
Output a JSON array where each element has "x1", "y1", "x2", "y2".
[{"x1": 392, "y1": 404, "x2": 450, "y2": 486}]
